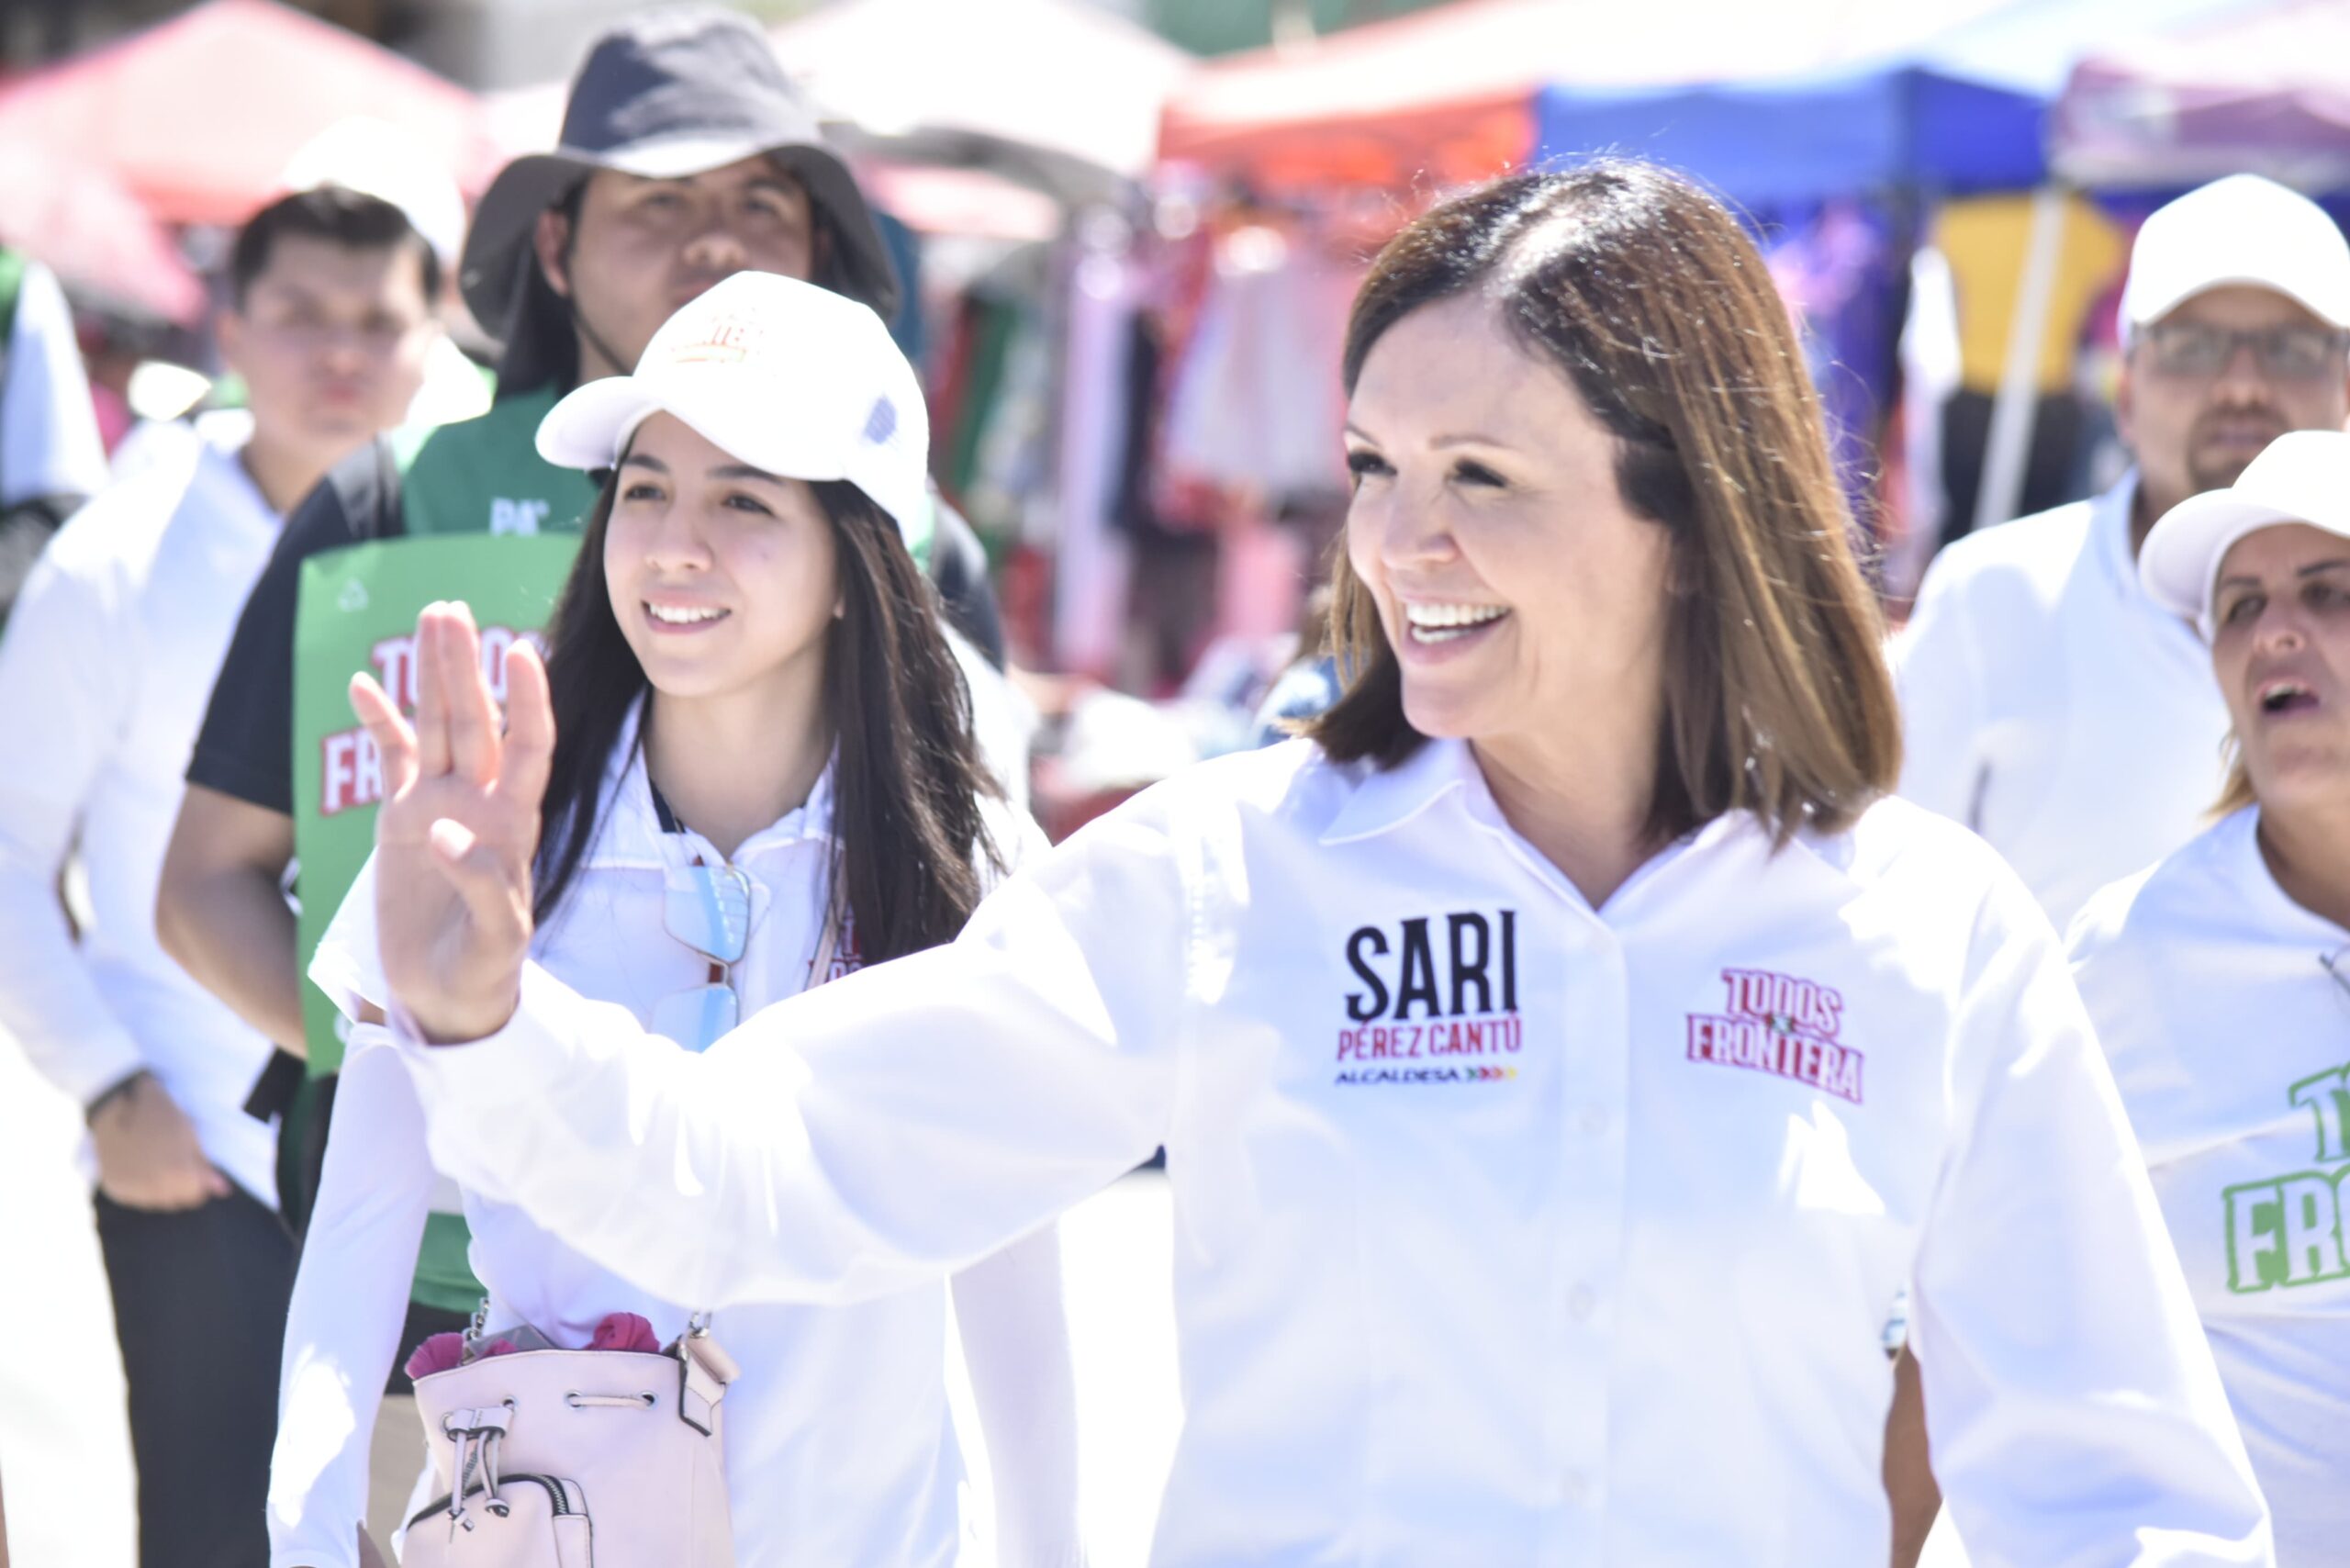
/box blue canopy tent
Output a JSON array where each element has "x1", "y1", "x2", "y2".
[
  {"x1": 1526, "y1": 0, "x2": 2262, "y2": 543},
  {"x1": 1528, "y1": 0, "x2": 2262, "y2": 207},
  {"x1": 1531, "y1": 68, "x2": 2046, "y2": 208}
]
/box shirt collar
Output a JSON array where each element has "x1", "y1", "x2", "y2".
[
  {"x1": 1318, "y1": 737, "x2": 1485, "y2": 846},
  {"x1": 189, "y1": 425, "x2": 279, "y2": 533},
  {"x1": 2088, "y1": 469, "x2": 2143, "y2": 599},
  {"x1": 581, "y1": 696, "x2": 840, "y2": 870},
  {"x1": 2223, "y1": 805, "x2": 2350, "y2": 946},
  {"x1": 2093, "y1": 468, "x2": 2211, "y2": 652},
  {"x1": 1315, "y1": 734, "x2": 1777, "y2": 924},
  {"x1": 582, "y1": 698, "x2": 664, "y2": 869}
]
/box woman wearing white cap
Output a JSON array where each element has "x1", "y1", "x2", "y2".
[
  {"x1": 269, "y1": 272, "x2": 1079, "y2": 1568},
  {"x1": 2071, "y1": 427, "x2": 2350, "y2": 1565},
  {"x1": 352, "y1": 164, "x2": 2267, "y2": 1563}
]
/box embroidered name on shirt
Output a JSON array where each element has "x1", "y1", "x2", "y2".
[
  {"x1": 2222, "y1": 1059, "x2": 2350, "y2": 1294},
  {"x1": 1685, "y1": 968, "x2": 1864, "y2": 1105},
  {"x1": 1333, "y1": 910, "x2": 1524, "y2": 1085}
]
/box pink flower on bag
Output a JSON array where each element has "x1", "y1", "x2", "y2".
[
  {"x1": 405, "y1": 1332, "x2": 466, "y2": 1380},
  {"x1": 589, "y1": 1312, "x2": 661, "y2": 1354}
]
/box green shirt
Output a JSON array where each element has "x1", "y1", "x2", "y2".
[{"x1": 399, "y1": 383, "x2": 599, "y2": 540}]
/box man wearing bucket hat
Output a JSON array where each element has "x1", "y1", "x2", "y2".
[
  {"x1": 2069, "y1": 428, "x2": 2350, "y2": 1565},
  {"x1": 154, "y1": 10, "x2": 1003, "y2": 1555},
  {"x1": 1896, "y1": 174, "x2": 2350, "y2": 931}
]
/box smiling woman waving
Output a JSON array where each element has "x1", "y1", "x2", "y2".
[
  {"x1": 354, "y1": 163, "x2": 2268, "y2": 1565},
  {"x1": 270, "y1": 272, "x2": 1078, "y2": 1568}
]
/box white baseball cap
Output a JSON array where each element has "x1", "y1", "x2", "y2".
[
  {"x1": 278, "y1": 118, "x2": 467, "y2": 268},
  {"x1": 2120, "y1": 174, "x2": 2350, "y2": 348},
  {"x1": 536, "y1": 271, "x2": 930, "y2": 535},
  {"x1": 2141, "y1": 429, "x2": 2350, "y2": 635}
]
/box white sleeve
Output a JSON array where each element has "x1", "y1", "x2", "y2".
[
  {"x1": 0, "y1": 261, "x2": 107, "y2": 506},
  {"x1": 308, "y1": 853, "x2": 389, "y2": 1019},
  {"x1": 2064, "y1": 879, "x2": 2171, "y2": 1159},
  {"x1": 1908, "y1": 883, "x2": 2271, "y2": 1567},
  {"x1": 393, "y1": 795, "x2": 1191, "y2": 1312},
  {"x1": 0, "y1": 513, "x2": 145, "y2": 1103},
  {"x1": 268, "y1": 1031, "x2": 435, "y2": 1568},
  {"x1": 951, "y1": 1226, "x2": 1083, "y2": 1568},
  {"x1": 1891, "y1": 554, "x2": 1990, "y2": 829}
]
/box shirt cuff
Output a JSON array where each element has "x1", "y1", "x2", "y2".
[
  {"x1": 48, "y1": 1030, "x2": 149, "y2": 1112},
  {"x1": 386, "y1": 961, "x2": 580, "y2": 1114}
]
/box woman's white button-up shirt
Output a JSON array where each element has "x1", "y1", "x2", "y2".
[
  {"x1": 2072, "y1": 806, "x2": 2350, "y2": 1565},
  {"x1": 395, "y1": 735, "x2": 2271, "y2": 1567},
  {"x1": 271, "y1": 704, "x2": 1077, "y2": 1568}
]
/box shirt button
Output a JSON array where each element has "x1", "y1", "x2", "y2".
[
  {"x1": 1575, "y1": 1106, "x2": 1608, "y2": 1137},
  {"x1": 1568, "y1": 1284, "x2": 1597, "y2": 1322},
  {"x1": 1562, "y1": 1470, "x2": 1592, "y2": 1506}
]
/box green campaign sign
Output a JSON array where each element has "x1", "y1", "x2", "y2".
[{"x1": 292, "y1": 532, "x2": 579, "y2": 1074}]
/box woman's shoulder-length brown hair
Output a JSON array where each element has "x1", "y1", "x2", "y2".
[{"x1": 1306, "y1": 159, "x2": 1901, "y2": 846}]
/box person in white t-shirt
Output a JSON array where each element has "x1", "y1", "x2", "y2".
[
  {"x1": 351, "y1": 164, "x2": 2266, "y2": 1566},
  {"x1": 1896, "y1": 175, "x2": 2350, "y2": 932},
  {"x1": 2071, "y1": 430, "x2": 2350, "y2": 1566},
  {"x1": 0, "y1": 187, "x2": 440, "y2": 1567},
  {"x1": 272, "y1": 273, "x2": 1080, "y2": 1568}
]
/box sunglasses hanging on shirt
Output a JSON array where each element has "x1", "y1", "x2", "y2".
[{"x1": 646, "y1": 770, "x2": 844, "y2": 1052}]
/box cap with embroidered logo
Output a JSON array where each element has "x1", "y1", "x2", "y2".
[
  {"x1": 536, "y1": 270, "x2": 929, "y2": 535},
  {"x1": 2141, "y1": 429, "x2": 2350, "y2": 636}
]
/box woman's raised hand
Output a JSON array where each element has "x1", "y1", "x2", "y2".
[{"x1": 349, "y1": 600, "x2": 553, "y2": 1045}]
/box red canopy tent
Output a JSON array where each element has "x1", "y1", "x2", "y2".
[
  {"x1": 0, "y1": 0, "x2": 498, "y2": 228},
  {"x1": 0, "y1": 144, "x2": 203, "y2": 322}
]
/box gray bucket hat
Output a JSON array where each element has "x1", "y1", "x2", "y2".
[{"x1": 459, "y1": 7, "x2": 900, "y2": 336}]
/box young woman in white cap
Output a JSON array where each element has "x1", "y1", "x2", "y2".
[
  {"x1": 268, "y1": 273, "x2": 1079, "y2": 1568},
  {"x1": 353, "y1": 164, "x2": 2266, "y2": 1563},
  {"x1": 2070, "y1": 427, "x2": 2350, "y2": 1566}
]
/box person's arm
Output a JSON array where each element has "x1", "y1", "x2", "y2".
[
  {"x1": 1889, "y1": 554, "x2": 1990, "y2": 830},
  {"x1": 0, "y1": 514, "x2": 143, "y2": 1102},
  {"x1": 1907, "y1": 880, "x2": 2271, "y2": 1566},
  {"x1": 0, "y1": 504, "x2": 226, "y2": 1207},
  {"x1": 268, "y1": 1033, "x2": 434, "y2": 1568},
  {"x1": 397, "y1": 810, "x2": 1186, "y2": 1312},
  {"x1": 156, "y1": 785, "x2": 305, "y2": 1052},
  {"x1": 362, "y1": 605, "x2": 1183, "y2": 1313},
  {"x1": 1882, "y1": 1346, "x2": 1941, "y2": 1568},
  {"x1": 951, "y1": 1227, "x2": 1084, "y2": 1568}
]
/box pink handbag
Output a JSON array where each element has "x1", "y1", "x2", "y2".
[{"x1": 400, "y1": 1316, "x2": 739, "y2": 1567}]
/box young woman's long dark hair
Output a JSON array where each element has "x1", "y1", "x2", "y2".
[{"x1": 531, "y1": 466, "x2": 1002, "y2": 966}]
